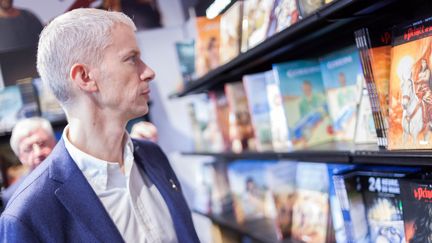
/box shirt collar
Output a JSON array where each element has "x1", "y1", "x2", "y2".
[{"x1": 62, "y1": 125, "x2": 135, "y2": 191}]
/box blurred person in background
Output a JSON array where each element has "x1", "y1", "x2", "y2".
[{"x1": 2, "y1": 117, "x2": 56, "y2": 205}]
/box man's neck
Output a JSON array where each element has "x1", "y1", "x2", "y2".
[{"x1": 67, "y1": 114, "x2": 128, "y2": 166}]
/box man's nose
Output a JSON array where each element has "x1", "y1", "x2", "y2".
[
  {"x1": 32, "y1": 143, "x2": 42, "y2": 155},
  {"x1": 140, "y1": 64, "x2": 155, "y2": 82}
]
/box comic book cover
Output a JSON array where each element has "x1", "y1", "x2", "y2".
[
  {"x1": 297, "y1": 0, "x2": 324, "y2": 18},
  {"x1": 359, "y1": 172, "x2": 408, "y2": 243},
  {"x1": 227, "y1": 160, "x2": 277, "y2": 223},
  {"x1": 241, "y1": 0, "x2": 274, "y2": 52},
  {"x1": 388, "y1": 16, "x2": 432, "y2": 150},
  {"x1": 243, "y1": 71, "x2": 273, "y2": 151},
  {"x1": 401, "y1": 176, "x2": 432, "y2": 243},
  {"x1": 16, "y1": 78, "x2": 39, "y2": 119},
  {"x1": 327, "y1": 164, "x2": 357, "y2": 243},
  {"x1": 0, "y1": 86, "x2": 23, "y2": 133},
  {"x1": 333, "y1": 170, "x2": 369, "y2": 243},
  {"x1": 174, "y1": 40, "x2": 195, "y2": 87},
  {"x1": 220, "y1": 1, "x2": 242, "y2": 64},
  {"x1": 267, "y1": 0, "x2": 299, "y2": 37},
  {"x1": 195, "y1": 16, "x2": 221, "y2": 77},
  {"x1": 266, "y1": 161, "x2": 297, "y2": 240},
  {"x1": 32, "y1": 78, "x2": 65, "y2": 122},
  {"x1": 209, "y1": 90, "x2": 231, "y2": 151},
  {"x1": 320, "y1": 46, "x2": 363, "y2": 142},
  {"x1": 273, "y1": 60, "x2": 333, "y2": 149},
  {"x1": 187, "y1": 94, "x2": 224, "y2": 152},
  {"x1": 225, "y1": 82, "x2": 256, "y2": 152},
  {"x1": 291, "y1": 162, "x2": 330, "y2": 243},
  {"x1": 354, "y1": 85, "x2": 378, "y2": 144}
]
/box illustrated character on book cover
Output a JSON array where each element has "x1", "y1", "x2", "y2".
[{"x1": 390, "y1": 36, "x2": 432, "y2": 149}]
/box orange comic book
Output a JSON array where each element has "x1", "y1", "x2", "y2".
[
  {"x1": 389, "y1": 16, "x2": 432, "y2": 149},
  {"x1": 195, "y1": 16, "x2": 221, "y2": 77}
]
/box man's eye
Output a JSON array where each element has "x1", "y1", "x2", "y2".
[{"x1": 128, "y1": 55, "x2": 137, "y2": 63}]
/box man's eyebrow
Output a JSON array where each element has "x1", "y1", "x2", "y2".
[{"x1": 120, "y1": 49, "x2": 141, "y2": 57}]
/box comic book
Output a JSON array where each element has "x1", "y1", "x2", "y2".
[
  {"x1": 297, "y1": 0, "x2": 324, "y2": 18},
  {"x1": 174, "y1": 40, "x2": 195, "y2": 87},
  {"x1": 209, "y1": 90, "x2": 231, "y2": 151},
  {"x1": 187, "y1": 94, "x2": 224, "y2": 152},
  {"x1": 320, "y1": 46, "x2": 363, "y2": 142},
  {"x1": 354, "y1": 85, "x2": 378, "y2": 144},
  {"x1": 32, "y1": 78, "x2": 66, "y2": 122},
  {"x1": 241, "y1": 0, "x2": 274, "y2": 52},
  {"x1": 292, "y1": 162, "x2": 330, "y2": 243},
  {"x1": 220, "y1": 1, "x2": 242, "y2": 64},
  {"x1": 195, "y1": 16, "x2": 221, "y2": 77},
  {"x1": 359, "y1": 172, "x2": 408, "y2": 243},
  {"x1": 243, "y1": 71, "x2": 273, "y2": 151},
  {"x1": 355, "y1": 27, "x2": 392, "y2": 148},
  {"x1": 266, "y1": 161, "x2": 297, "y2": 240},
  {"x1": 388, "y1": 16, "x2": 432, "y2": 150},
  {"x1": 400, "y1": 174, "x2": 432, "y2": 243},
  {"x1": 273, "y1": 60, "x2": 333, "y2": 149},
  {"x1": 267, "y1": 0, "x2": 299, "y2": 37},
  {"x1": 225, "y1": 82, "x2": 256, "y2": 152},
  {"x1": 227, "y1": 160, "x2": 277, "y2": 223},
  {"x1": 16, "y1": 78, "x2": 39, "y2": 119},
  {"x1": 0, "y1": 86, "x2": 23, "y2": 133}
]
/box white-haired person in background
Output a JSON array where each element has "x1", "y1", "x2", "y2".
[
  {"x1": 2, "y1": 117, "x2": 56, "y2": 205},
  {"x1": 0, "y1": 8, "x2": 199, "y2": 243}
]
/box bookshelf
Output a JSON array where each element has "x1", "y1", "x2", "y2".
[
  {"x1": 194, "y1": 210, "x2": 293, "y2": 243},
  {"x1": 172, "y1": 0, "x2": 432, "y2": 242},
  {"x1": 170, "y1": 0, "x2": 426, "y2": 98}
]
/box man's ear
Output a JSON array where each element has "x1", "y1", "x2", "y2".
[{"x1": 70, "y1": 63, "x2": 98, "y2": 92}]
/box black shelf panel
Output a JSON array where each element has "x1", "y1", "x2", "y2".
[
  {"x1": 182, "y1": 142, "x2": 353, "y2": 163},
  {"x1": 182, "y1": 142, "x2": 432, "y2": 167},
  {"x1": 193, "y1": 210, "x2": 293, "y2": 243},
  {"x1": 170, "y1": 0, "x2": 401, "y2": 98}
]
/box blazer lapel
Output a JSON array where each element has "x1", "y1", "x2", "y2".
[{"x1": 49, "y1": 139, "x2": 124, "y2": 243}]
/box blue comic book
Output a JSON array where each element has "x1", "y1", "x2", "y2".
[
  {"x1": 320, "y1": 46, "x2": 364, "y2": 142},
  {"x1": 273, "y1": 60, "x2": 334, "y2": 149},
  {"x1": 0, "y1": 86, "x2": 23, "y2": 133}
]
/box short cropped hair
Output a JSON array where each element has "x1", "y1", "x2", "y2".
[
  {"x1": 37, "y1": 8, "x2": 136, "y2": 106},
  {"x1": 10, "y1": 117, "x2": 55, "y2": 156}
]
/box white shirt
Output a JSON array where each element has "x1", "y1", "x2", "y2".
[{"x1": 62, "y1": 127, "x2": 178, "y2": 243}]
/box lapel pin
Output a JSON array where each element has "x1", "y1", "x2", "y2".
[{"x1": 169, "y1": 179, "x2": 178, "y2": 191}]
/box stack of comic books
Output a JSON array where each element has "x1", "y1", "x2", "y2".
[
  {"x1": 174, "y1": 40, "x2": 195, "y2": 88},
  {"x1": 195, "y1": 16, "x2": 221, "y2": 77},
  {"x1": 388, "y1": 15, "x2": 432, "y2": 150},
  {"x1": 355, "y1": 27, "x2": 391, "y2": 148},
  {"x1": 219, "y1": 1, "x2": 243, "y2": 65},
  {"x1": 241, "y1": 0, "x2": 274, "y2": 52}
]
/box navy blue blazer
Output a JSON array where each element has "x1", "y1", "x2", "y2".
[{"x1": 0, "y1": 138, "x2": 200, "y2": 243}]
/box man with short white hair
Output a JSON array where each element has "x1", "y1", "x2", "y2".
[
  {"x1": 0, "y1": 8, "x2": 199, "y2": 243},
  {"x1": 2, "y1": 117, "x2": 56, "y2": 205}
]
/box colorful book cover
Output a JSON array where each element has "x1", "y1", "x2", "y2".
[
  {"x1": 359, "y1": 173, "x2": 407, "y2": 243},
  {"x1": 266, "y1": 161, "x2": 297, "y2": 240},
  {"x1": 188, "y1": 94, "x2": 224, "y2": 152},
  {"x1": 195, "y1": 16, "x2": 221, "y2": 77},
  {"x1": 327, "y1": 164, "x2": 357, "y2": 243},
  {"x1": 243, "y1": 71, "x2": 273, "y2": 151},
  {"x1": 209, "y1": 90, "x2": 231, "y2": 151},
  {"x1": 0, "y1": 86, "x2": 23, "y2": 133},
  {"x1": 241, "y1": 0, "x2": 274, "y2": 52},
  {"x1": 274, "y1": 60, "x2": 333, "y2": 149},
  {"x1": 297, "y1": 0, "x2": 324, "y2": 18},
  {"x1": 320, "y1": 46, "x2": 363, "y2": 142},
  {"x1": 354, "y1": 86, "x2": 378, "y2": 144},
  {"x1": 227, "y1": 160, "x2": 277, "y2": 223},
  {"x1": 175, "y1": 40, "x2": 195, "y2": 86},
  {"x1": 225, "y1": 82, "x2": 256, "y2": 152},
  {"x1": 265, "y1": 70, "x2": 291, "y2": 150},
  {"x1": 267, "y1": 0, "x2": 299, "y2": 37},
  {"x1": 219, "y1": 1, "x2": 242, "y2": 64},
  {"x1": 292, "y1": 162, "x2": 330, "y2": 243},
  {"x1": 32, "y1": 78, "x2": 65, "y2": 122},
  {"x1": 16, "y1": 78, "x2": 39, "y2": 119},
  {"x1": 388, "y1": 16, "x2": 432, "y2": 149},
  {"x1": 400, "y1": 176, "x2": 432, "y2": 243}
]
